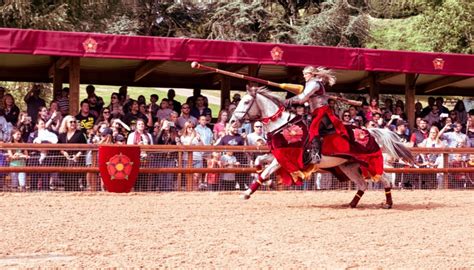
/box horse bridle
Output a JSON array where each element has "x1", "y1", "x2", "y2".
[{"x1": 232, "y1": 92, "x2": 259, "y2": 123}]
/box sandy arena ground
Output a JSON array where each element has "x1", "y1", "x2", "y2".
[{"x1": 0, "y1": 190, "x2": 473, "y2": 269}]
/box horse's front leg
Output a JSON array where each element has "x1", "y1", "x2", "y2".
[{"x1": 242, "y1": 156, "x2": 280, "y2": 200}]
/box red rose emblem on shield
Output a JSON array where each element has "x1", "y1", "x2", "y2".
[
  {"x1": 282, "y1": 124, "x2": 303, "y2": 144},
  {"x1": 271, "y1": 46, "x2": 284, "y2": 61},
  {"x1": 99, "y1": 146, "x2": 140, "y2": 193},
  {"x1": 82, "y1": 37, "x2": 98, "y2": 53}
]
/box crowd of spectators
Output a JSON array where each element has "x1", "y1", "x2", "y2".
[{"x1": 0, "y1": 84, "x2": 472, "y2": 192}]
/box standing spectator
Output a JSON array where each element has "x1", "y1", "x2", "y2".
[
  {"x1": 75, "y1": 100, "x2": 96, "y2": 133},
  {"x1": 216, "y1": 124, "x2": 248, "y2": 190},
  {"x1": 56, "y1": 87, "x2": 69, "y2": 116},
  {"x1": 410, "y1": 119, "x2": 429, "y2": 147},
  {"x1": 58, "y1": 115, "x2": 87, "y2": 191},
  {"x1": 439, "y1": 121, "x2": 468, "y2": 149},
  {"x1": 0, "y1": 86, "x2": 5, "y2": 110},
  {"x1": 177, "y1": 103, "x2": 197, "y2": 130},
  {"x1": 118, "y1": 86, "x2": 129, "y2": 111},
  {"x1": 435, "y1": 97, "x2": 449, "y2": 114},
  {"x1": 453, "y1": 100, "x2": 468, "y2": 125},
  {"x1": 213, "y1": 109, "x2": 229, "y2": 141},
  {"x1": 424, "y1": 105, "x2": 441, "y2": 128},
  {"x1": 394, "y1": 120, "x2": 412, "y2": 146},
  {"x1": 24, "y1": 84, "x2": 46, "y2": 125},
  {"x1": 153, "y1": 119, "x2": 180, "y2": 191},
  {"x1": 195, "y1": 115, "x2": 213, "y2": 146},
  {"x1": 17, "y1": 112, "x2": 33, "y2": 143},
  {"x1": 96, "y1": 108, "x2": 113, "y2": 127},
  {"x1": 418, "y1": 126, "x2": 446, "y2": 189},
  {"x1": 123, "y1": 100, "x2": 149, "y2": 131},
  {"x1": 341, "y1": 110, "x2": 352, "y2": 125},
  {"x1": 28, "y1": 118, "x2": 58, "y2": 190},
  {"x1": 450, "y1": 154, "x2": 466, "y2": 189},
  {"x1": 7, "y1": 128, "x2": 28, "y2": 191},
  {"x1": 156, "y1": 98, "x2": 173, "y2": 121},
  {"x1": 111, "y1": 118, "x2": 130, "y2": 142},
  {"x1": 108, "y1": 92, "x2": 123, "y2": 118},
  {"x1": 190, "y1": 95, "x2": 212, "y2": 119},
  {"x1": 46, "y1": 101, "x2": 62, "y2": 133},
  {"x1": 246, "y1": 121, "x2": 266, "y2": 146},
  {"x1": 421, "y1": 96, "x2": 436, "y2": 117},
  {"x1": 206, "y1": 152, "x2": 221, "y2": 191},
  {"x1": 149, "y1": 94, "x2": 159, "y2": 116},
  {"x1": 466, "y1": 111, "x2": 474, "y2": 147},
  {"x1": 85, "y1": 85, "x2": 105, "y2": 109},
  {"x1": 127, "y1": 118, "x2": 153, "y2": 191},
  {"x1": 367, "y1": 98, "x2": 382, "y2": 121},
  {"x1": 167, "y1": 89, "x2": 181, "y2": 113},
  {"x1": 3, "y1": 94, "x2": 20, "y2": 126},
  {"x1": 180, "y1": 121, "x2": 204, "y2": 190},
  {"x1": 220, "y1": 151, "x2": 240, "y2": 190},
  {"x1": 167, "y1": 111, "x2": 180, "y2": 133},
  {"x1": 137, "y1": 95, "x2": 146, "y2": 105},
  {"x1": 414, "y1": 102, "x2": 423, "y2": 119}
]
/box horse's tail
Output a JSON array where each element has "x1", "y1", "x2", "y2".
[{"x1": 368, "y1": 128, "x2": 415, "y2": 165}]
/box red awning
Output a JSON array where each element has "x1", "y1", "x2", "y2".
[{"x1": 1, "y1": 27, "x2": 473, "y2": 77}]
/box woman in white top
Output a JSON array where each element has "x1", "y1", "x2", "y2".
[
  {"x1": 418, "y1": 126, "x2": 446, "y2": 189},
  {"x1": 180, "y1": 120, "x2": 203, "y2": 189}
]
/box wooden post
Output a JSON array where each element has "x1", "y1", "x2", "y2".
[
  {"x1": 186, "y1": 151, "x2": 193, "y2": 191},
  {"x1": 69, "y1": 57, "x2": 80, "y2": 115},
  {"x1": 177, "y1": 151, "x2": 182, "y2": 191},
  {"x1": 405, "y1": 73, "x2": 416, "y2": 131},
  {"x1": 443, "y1": 153, "x2": 449, "y2": 189},
  {"x1": 369, "y1": 72, "x2": 379, "y2": 101},
  {"x1": 220, "y1": 76, "x2": 230, "y2": 110},
  {"x1": 248, "y1": 64, "x2": 260, "y2": 87},
  {"x1": 52, "y1": 67, "x2": 63, "y2": 101}
]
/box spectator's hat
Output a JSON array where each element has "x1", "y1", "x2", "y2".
[
  {"x1": 101, "y1": 127, "x2": 113, "y2": 137},
  {"x1": 114, "y1": 134, "x2": 125, "y2": 142},
  {"x1": 396, "y1": 120, "x2": 408, "y2": 127}
]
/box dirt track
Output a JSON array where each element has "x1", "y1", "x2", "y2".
[{"x1": 0, "y1": 190, "x2": 473, "y2": 268}]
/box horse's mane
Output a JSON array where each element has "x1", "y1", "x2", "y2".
[{"x1": 256, "y1": 86, "x2": 284, "y2": 107}]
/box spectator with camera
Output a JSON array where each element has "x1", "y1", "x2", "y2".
[{"x1": 439, "y1": 121, "x2": 468, "y2": 150}]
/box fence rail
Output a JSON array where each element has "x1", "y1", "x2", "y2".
[{"x1": 0, "y1": 144, "x2": 473, "y2": 192}]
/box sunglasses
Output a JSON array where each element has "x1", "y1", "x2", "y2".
[
  {"x1": 69, "y1": 120, "x2": 76, "y2": 124},
  {"x1": 103, "y1": 111, "x2": 110, "y2": 114},
  {"x1": 343, "y1": 114, "x2": 350, "y2": 117},
  {"x1": 255, "y1": 126, "x2": 262, "y2": 128}
]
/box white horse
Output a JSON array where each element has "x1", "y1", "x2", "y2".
[{"x1": 230, "y1": 86, "x2": 414, "y2": 208}]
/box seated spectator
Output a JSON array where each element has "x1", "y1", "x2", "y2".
[
  {"x1": 96, "y1": 107, "x2": 113, "y2": 127},
  {"x1": 424, "y1": 104, "x2": 441, "y2": 128},
  {"x1": 3, "y1": 94, "x2": 20, "y2": 126}
]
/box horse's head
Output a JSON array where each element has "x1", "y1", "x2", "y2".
[{"x1": 229, "y1": 85, "x2": 262, "y2": 126}]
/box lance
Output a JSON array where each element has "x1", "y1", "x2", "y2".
[{"x1": 190, "y1": 61, "x2": 362, "y2": 106}]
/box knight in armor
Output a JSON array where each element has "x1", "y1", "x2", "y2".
[{"x1": 284, "y1": 66, "x2": 348, "y2": 164}]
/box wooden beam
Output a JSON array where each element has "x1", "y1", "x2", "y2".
[
  {"x1": 405, "y1": 73, "x2": 416, "y2": 132},
  {"x1": 133, "y1": 61, "x2": 166, "y2": 82},
  {"x1": 422, "y1": 76, "x2": 470, "y2": 93},
  {"x1": 357, "y1": 72, "x2": 399, "y2": 90},
  {"x1": 220, "y1": 75, "x2": 231, "y2": 110},
  {"x1": 69, "y1": 57, "x2": 80, "y2": 115},
  {"x1": 48, "y1": 57, "x2": 71, "y2": 78}
]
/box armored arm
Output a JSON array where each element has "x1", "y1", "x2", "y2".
[{"x1": 287, "y1": 80, "x2": 320, "y2": 105}]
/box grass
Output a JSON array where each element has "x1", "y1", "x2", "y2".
[{"x1": 79, "y1": 85, "x2": 225, "y2": 117}]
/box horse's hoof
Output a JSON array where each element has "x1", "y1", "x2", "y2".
[
  {"x1": 241, "y1": 193, "x2": 251, "y2": 200},
  {"x1": 382, "y1": 203, "x2": 392, "y2": 209}
]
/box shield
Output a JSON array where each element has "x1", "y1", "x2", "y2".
[{"x1": 98, "y1": 145, "x2": 141, "y2": 193}]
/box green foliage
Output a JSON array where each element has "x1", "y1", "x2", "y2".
[
  {"x1": 295, "y1": 0, "x2": 370, "y2": 47},
  {"x1": 368, "y1": 0, "x2": 473, "y2": 53}
]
